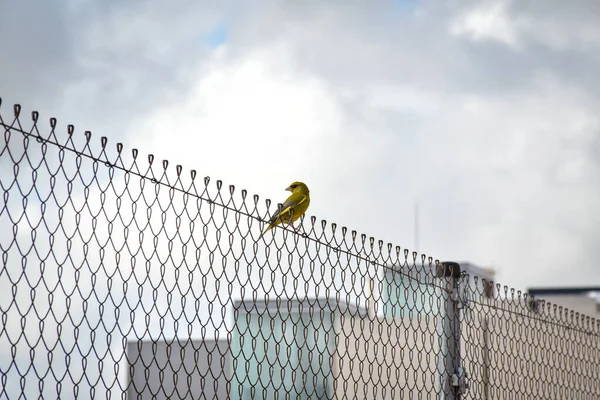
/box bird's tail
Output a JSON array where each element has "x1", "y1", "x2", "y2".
[{"x1": 259, "y1": 222, "x2": 276, "y2": 239}]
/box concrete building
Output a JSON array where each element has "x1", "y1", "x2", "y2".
[
  {"x1": 380, "y1": 261, "x2": 495, "y2": 319},
  {"x1": 229, "y1": 261, "x2": 496, "y2": 400},
  {"x1": 462, "y1": 293, "x2": 600, "y2": 399},
  {"x1": 126, "y1": 263, "x2": 600, "y2": 399},
  {"x1": 230, "y1": 297, "x2": 369, "y2": 399},
  {"x1": 527, "y1": 286, "x2": 600, "y2": 317},
  {"x1": 126, "y1": 337, "x2": 231, "y2": 399}
]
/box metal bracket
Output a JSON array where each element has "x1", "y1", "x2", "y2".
[
  {"x1": 451, "y1": 287, "x2": 461, "y2": 305},
  {"x1": 451, "y1": 286, "x2": 469, "y2": 310},
  {"x1": 448, "y1": 273, "x2": 472, "y2": 313},
  {"x1": 451, "y1": 367, "x2": 470, "y2": 395}
]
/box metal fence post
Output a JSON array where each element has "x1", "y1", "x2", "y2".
[{"x1": 436, "y1": 261, "x2": 468, "y2": 400}]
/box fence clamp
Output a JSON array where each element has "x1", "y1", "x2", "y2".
[
  {"x1": 451, "y1": 287, "x2": 462, "y2": 307},
  {"x1": 451, "y1": 367, "x2": 469, "y2": 394}
]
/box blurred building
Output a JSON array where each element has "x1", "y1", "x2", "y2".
[
  {"x1": 126, "y1": 337, "x2": 230, "y2": 399},
  {"x1": 527, "y1": 286, "x2": 600, "y2": 316},
  {"x1": 231, "y1": 297, "x2": 368, "y2": 400},
  {"x1": 125, "y1": 262, "x2": 498, "y2": 400},
  {"x1": 381, "y1": 261, "x2": 496, "y2": 319}
]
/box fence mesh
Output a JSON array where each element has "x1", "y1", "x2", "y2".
[{"x1": 1, "y1": 99, "x2": 599, "y2": 399}]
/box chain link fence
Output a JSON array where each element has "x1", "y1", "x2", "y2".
[{"x1": 1, "y1": 99, "x2": 599, "y2": 399}]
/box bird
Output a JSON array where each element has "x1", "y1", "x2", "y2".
[{"x1": 263, "y1": 181, "x2": 310, "y2": 235}]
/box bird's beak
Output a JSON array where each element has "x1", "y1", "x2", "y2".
[{"x1": 285, "y1": 186, "x2": 292, "y2": 192}]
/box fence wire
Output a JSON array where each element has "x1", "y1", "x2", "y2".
[{"x1": 1, "y1": 99, "x2": 599, "y2": 400}]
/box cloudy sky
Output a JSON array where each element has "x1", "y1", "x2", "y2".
[{"x1": 2, "y1": 0, "x2": 600, "y2": 293}]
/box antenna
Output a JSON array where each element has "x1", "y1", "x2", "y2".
[{"x1": 414, "y1": 202, "x2": 420, "y2": 254}]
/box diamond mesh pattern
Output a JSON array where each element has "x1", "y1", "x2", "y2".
[{"x1": 1, "y1": 99, "x2": 599, "y2": 399}]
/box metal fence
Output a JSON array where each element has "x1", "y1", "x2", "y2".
[{"x1": 1, "y1": 98, "x2": 599, "y2": 400}]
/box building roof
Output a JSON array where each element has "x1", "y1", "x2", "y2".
[
  {"x1": 233, "y1": 296, "x2": 369, "y2": 318},
  {"x1": 458, "y1": 262, "x2": 496, "y2": 280},
  {"x1": 384, "y1": 261, "x2": 495, "y2": 280},
  {"x1": 528, "y1": 287, "x2": 600, "y2": 296}
]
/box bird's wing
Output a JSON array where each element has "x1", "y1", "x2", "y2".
[{"x1": 269, "y1": 193, "x2": 308, "y2": 222}]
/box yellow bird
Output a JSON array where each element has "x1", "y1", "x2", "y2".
[{"x1": 263, "y1": 181, "x2": 310, "y2": 234}]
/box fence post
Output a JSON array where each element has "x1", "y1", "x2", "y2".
[{"x1": 436, "y1": 261, "x2": 468, "y2": 400}]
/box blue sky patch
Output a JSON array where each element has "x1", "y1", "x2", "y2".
[
  {"x1": 394, "y1": 0, "x2": 419, "y2": 12},
  {"x1": 206, "y1": 22, "x2": 228, "y2": 47}
]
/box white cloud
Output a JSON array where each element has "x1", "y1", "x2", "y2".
[
  {"x1": 128, "y1": 44, "x2": 345, "y2": 203},
  {"x1": 115, "y1": 25, "x2": 600, "y2": 292},
  {"x1": 450, "y1": 0, "x2": 524, "y2": 48},
  {"x1": 450, "y1": 0, "x2": 600, "y2": 51}
]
